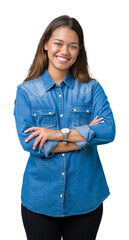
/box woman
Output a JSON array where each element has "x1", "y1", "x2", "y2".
[{"x1": 13, "y1": 15, "x2": 116, "y2": 240}]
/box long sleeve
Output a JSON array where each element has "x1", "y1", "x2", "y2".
[
  {"x1": 74, "y1": 81, "x2": 116, "y2": 148},
  {"x1": 13, "y1": 86, "x2": 58, "y2": 158}
]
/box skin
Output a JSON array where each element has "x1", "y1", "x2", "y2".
[
  {"x1": 24, "y1": 27, "x2": 104, "y2": 151},
  {"x1": 44, "y1": 26, "x2": 81, "y2": 85}
]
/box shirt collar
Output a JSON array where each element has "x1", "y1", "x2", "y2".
[{"x1": 41, "y1": 69, "x2": 74, "y2": 91}]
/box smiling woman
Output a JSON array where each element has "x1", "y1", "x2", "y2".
[
  {"x1": 13, "y1": 15, "x2": 116, "y2": 240},
  {"x1": 43, "y1": 27, "x2": 81, "y2": 84}
]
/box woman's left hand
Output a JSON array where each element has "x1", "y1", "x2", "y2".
[{"x1": 24, "y1": 127, "x2": 61, "y2": 150}]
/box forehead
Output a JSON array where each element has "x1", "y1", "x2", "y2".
[{"x1": 51, "y1": 27, "x2": 79, "y2": 43}]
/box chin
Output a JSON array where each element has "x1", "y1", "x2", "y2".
[
  {"x1": 54, "y1": 63, "x2": 73, "y2": 71},
  {"x1": 56, "y1": 67, "x2": 70, "y2": 72}
]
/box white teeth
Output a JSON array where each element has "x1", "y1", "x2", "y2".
[{"x1": 56, "y1": 56, "x2": 69, "y2": 62}]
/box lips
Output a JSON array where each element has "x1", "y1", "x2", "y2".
[{"x1": 55, "y1": 55, "x2": 70, "y2": 62}]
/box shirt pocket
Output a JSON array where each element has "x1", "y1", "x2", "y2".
[
  {"x1": 31, "y1": 107, "x2": 56, "y2": 128},
  {"x1": 69, "y1": 104, "x2": 92, "y2": 126}
]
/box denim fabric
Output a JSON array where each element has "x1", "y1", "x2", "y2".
[{"x1": 13, "y1": 69, "x2": 116, "y2": 217}]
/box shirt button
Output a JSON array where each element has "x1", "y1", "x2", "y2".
[
  {"x1": 62, "y1": 153, "x2": 65, "y2": 156},
  {"x1": 62, "y1": 172, "x2": 65, "y2": 175},
  {"x1": 74, "y1": 108, "x2": 76, "y2": 112},
  {"x1": 60, "y1": 194, "x2": 63, "y2": 198},
  {"x1": 49, "y1": 112, "x2": 52, "y2": 115},
  {"x1": 59, "y1": 94, "x2": 62, "y2": 97},
  {"x1": 86, "y1": 109, "x2": 89, "y2": 113},
  {"x1": 34, "y1": 113, "x2": 36, "y2": 116},
  {"x1": 60, "y1": 114, "x2": 63, "y2": 117}
]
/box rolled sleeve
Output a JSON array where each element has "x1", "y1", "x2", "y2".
[
  {"x1": 74, "y1": 125, "x2": 95, "y2": 148},
  {"x1": 39, "y1": 140, "x2": 58, "y2": 158}
]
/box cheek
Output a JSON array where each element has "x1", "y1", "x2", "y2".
[
  {"x1": 50, "y1": 45, "x2": 59, "y2": 54},
  {"x1": 71, "y1": 53, "x2": 78, "y2": 63},
  {"x1": 70, "y1": 49, "x2": 79, "y2": 58},
  {"x1": 47, "y1": 48, "x2": 57, "y2": 60}
]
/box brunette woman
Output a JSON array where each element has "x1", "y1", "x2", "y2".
[{"x1": 14, "y1": 15, "x2": 116, "y2": 240}]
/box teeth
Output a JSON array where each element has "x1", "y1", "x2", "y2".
[{"x1": 56, "y1": 56, "x2": 69, "y2": 62}]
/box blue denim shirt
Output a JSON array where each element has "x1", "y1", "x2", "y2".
[{"x1": 13, "y1": 69, "x2": 116, "y2": 217}]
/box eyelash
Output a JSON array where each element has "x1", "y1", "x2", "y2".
[{"x1": 54, "y1": 43, "x2": 77, "y2": 49}]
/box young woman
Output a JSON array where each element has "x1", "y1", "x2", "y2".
[{"x1": 13, "y1": 15, "x2": 116, "y2": 240}]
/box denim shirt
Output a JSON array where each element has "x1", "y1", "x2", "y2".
[{"x1": 13, "y1": 69, "x2": 116, "y2": 217}]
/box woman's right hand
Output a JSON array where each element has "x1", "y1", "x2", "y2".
[{"x1": 89, "y1": 116, "x2": 105, "y2": 126}]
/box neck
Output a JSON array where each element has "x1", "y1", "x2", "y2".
[{"x1": 47, "y1": 67, "x2": 69, "y2": 85}]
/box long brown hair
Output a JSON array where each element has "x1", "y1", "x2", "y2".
[{"x1": 14, "y1": 15, "x2": 95, "y2": 104}]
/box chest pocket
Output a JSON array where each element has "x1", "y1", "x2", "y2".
[
  {"x1": 32, "y1": 107, "x2": 56, "y2": 128},
  {"x1": 69, "y1": 104, "x2": 92, "y2": 126}
]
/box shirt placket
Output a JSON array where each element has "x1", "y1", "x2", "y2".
[{"x1": 56, "y1": 83, "x2": 67, "y2": 217}]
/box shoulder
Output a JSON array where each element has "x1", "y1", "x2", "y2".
[
  {"x1": 73, "y1": 78, "x2": 99, "y2": 94},
  {"x1": 17, "y1": 75, "x2": 45, "y2": 97}
]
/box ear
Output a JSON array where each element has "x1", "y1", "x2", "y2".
[{"x1": 44, "y1": 41, "x2": 48, "y2": 51}]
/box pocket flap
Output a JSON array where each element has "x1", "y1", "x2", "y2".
[
  {"x1": 32, "y1": 108, "x2": 56, "y2": 117},
  {"x1": 69, "y1": 105, "x2": 92, "y2": 113}
]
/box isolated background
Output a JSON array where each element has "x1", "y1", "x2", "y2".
[{"x1": 0, "y1": 0, "x2": 128, "y2": 239}]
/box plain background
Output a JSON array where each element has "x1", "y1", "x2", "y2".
[{"x1": 0, "y1": 0, "x2": 128, "y2": 239}]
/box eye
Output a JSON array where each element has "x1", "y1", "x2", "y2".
[
  {"x1": 70, "y1": 45, "x2": 77, "y2": 49},
  {"x1": 54, "y1": 42, "x2": 62, "y2": 46}
]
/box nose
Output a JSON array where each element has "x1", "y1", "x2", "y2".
[{"x1": 60, "y1": 45, "x2": 69, "y2": 55}]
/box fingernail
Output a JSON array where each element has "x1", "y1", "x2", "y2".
[
  {"x1": 33, "y1": 147, "x2": 35, "y2": 150},
  {"x1": 25, "y1": 139, "x2": 27, "y2": 142},
  {"x1": 24, "y1": 130, "x2": 27, "y2": 132}
]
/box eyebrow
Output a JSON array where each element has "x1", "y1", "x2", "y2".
[{"x1": 54, "y1": 39, "x2": 78, "y2": 44}]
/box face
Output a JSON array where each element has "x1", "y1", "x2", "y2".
[{"x1": 44, "y1": 27, "x2": 80, "y2": 73}]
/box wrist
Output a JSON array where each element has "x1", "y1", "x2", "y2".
[
  {"x1": 57, "y1": 130, "x2": 63, "y2": 141},
  {"x1": 60, "y1": 128, "x2": 71, "y2": 144}
]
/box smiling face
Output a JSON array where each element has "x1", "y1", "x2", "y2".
[{"x1": 44, "y1": 27, "x2": 80, "y2": 75}]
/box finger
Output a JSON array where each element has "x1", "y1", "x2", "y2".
[
  {"x1": 93, "y1": 117, "x2": 104, "y2": 123},
  {"x1": 89, "y1": 118, "x2": 105, "y2": 126},
  {"x1": 24, "y1": 127, "x2": 38, "y2": 133},
  {"x1": 90, "y1": 120, "x2": 105, "y2": 126},
  {"x1": 94, "y1": 119, "x2": 104, "y2": 124},
  {"x1": 93, "y1": 116, "x2": 99, "y2": 120},
  {"x1": 95, "y1": 117, "x2": 103, "y2": 121},
  {"x1": 39, "y1": 137, "x2": 47, "y2": 149},
  {"x1": 94, "y1": 121, "x2": 105, "y2": 125},
  {"x1": 25, "y1": 131, "x2": 39, "y2": 142},
  {"x1": 33, "y1": 136, "x2": 42, "y2": 150},
  {"x1": 91, "y1": 117, "x2": 103, "y2": 123},
  {"x1": 90, "y1": 118, "x2": 103, "y2": 125}
]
